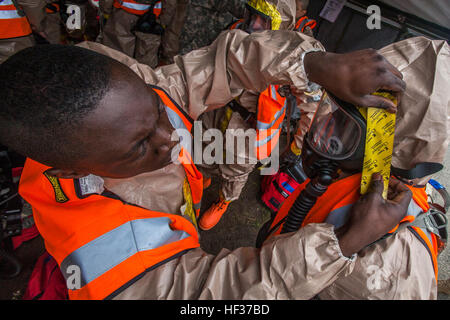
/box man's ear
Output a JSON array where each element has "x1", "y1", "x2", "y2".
[{"x1": 45, "y1": 168, "x2": 90, "y2": 179}]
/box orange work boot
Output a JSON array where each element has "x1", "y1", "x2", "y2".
[{"x1": 198, "y1": 198, "x2": 231, "y2": 231}]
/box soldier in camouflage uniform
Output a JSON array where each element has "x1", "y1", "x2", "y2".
[
  {"x1": 100, "y1": 0, "x2": 188, "y2": 67},
  {"x1": 178, "y1": 0, "x2": 247, "y2": 55}
]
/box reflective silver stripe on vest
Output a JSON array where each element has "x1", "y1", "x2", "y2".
[
  {"x1": 164, "y1": 104, "x2": 192, "y2": 153},
  {"x1": 324, "y1": 197, "x2": 434, "y2": 243},
  {"x1": 296, "y1": 18, "x2": 313, "y2": 31},
  {"x1": 60, "y1": 217, "x2": 190, "y2": 288},
  {"x1": 120, "y1": 1, "x2": 151, "y2": 11},
  {"x1": 270, "y1": 85, "x2": 277, "y2": 100},
  {"x1": 0, "y1": 9, "x2": 21, "y2": 19},
  {"x1": 165, "y1": 104, "x2": 188, "y2": 132},
  {"x1": 154, "y1": 1, "x2": 161, "y2": 9},
  {"x1": 256, "y1": 103, "x2": 286, "y2": 130},
  {"x1": 407, "y1": 201, "x2": 433, "y2": 244},
  {"x1": 0, "y1": 0, "x2": 15, "y2": 6},
  {"x1": 255, "y1": 127, "x2": 280, "y2": 147},
  {"x1": 233, "y1": 21, "x2": 243, "y2": 29},
  {"x1": 395, "y1": 200, "x2": 434, "y2": 245},
  {"x1": 324, "y1": 203, "x2": 353, "y2": 229},
  {"x1": 324, "y1": 198, "x2": 424, "y2": 228},
  {"x1": 255, "y1": 113, "x2": 284, "y2": 147},
  {"x1": 193, "y1": 201, "x2": 201, "y2": 211}
]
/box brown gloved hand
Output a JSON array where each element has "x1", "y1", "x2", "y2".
[
  {"x1": 304, "y1": 49, "x2": 406, "y2": 113},
  {"x1": 335, "y1": 173, "x2": 412, "y2": 257}
]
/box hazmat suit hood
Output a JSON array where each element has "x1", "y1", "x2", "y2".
[
  {"x1": 379, "y1": 37, "x2": 450, "y2": 184},
  {"x1": 246, "y1": 0, "x2": 297, "y2": 31}
]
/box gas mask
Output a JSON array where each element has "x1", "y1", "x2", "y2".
[
  {"x1": 301, "y1": 91, "x2": 443, "y2": 184},
  {"x1": 283, "y1": 91, "x2": 381, "y2": 233},
  {"x1": 285, "y1": 92, "x2": 366, "y2": 185},
  {"x1": 282, "y1": 90, "x2": 446, "y2": 234},
  {"x1": 282, "y1": 92, "x2": 354, "y2": 233}
]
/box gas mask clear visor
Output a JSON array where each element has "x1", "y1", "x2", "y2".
[
  {"x1": 305, "y1": 92, "x2": 366, "y2": 163},
  {"x1": 243, "y1": 5, "x2": 273, "y2": 32}
]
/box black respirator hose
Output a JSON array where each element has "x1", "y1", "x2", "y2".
[{"x1": 281, "y1": 160, "x2": 338, "y2": 234}]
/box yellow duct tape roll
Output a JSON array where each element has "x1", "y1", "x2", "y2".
[{"x1": 359, "y1": 92, "x2": 398, "y2": 199}]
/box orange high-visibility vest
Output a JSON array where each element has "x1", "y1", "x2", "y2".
[
  {"x1": 152, "y1": 0, "x2": 161, "y2": 17},
  {"x1": 113, "y1": 0, "x2": 161, "y2": 17},
  {"x1": 295, "y1": 16, "x2": 316, "y2": 33},
  {"x1": 263, "y1": 173, "x2": 440, "y2": 280},
  {"x1": 18, "y1": 86, "x2": 203, "y2": 300},
  {"x1": 45, "y1": 2, "x2": 60, "y2": 14},
  {"x1": 255, "y1": 85, "x2": 287, "y2": 160},
  {"x1": 0, "y1": 0, "x2": 32, "y2": 39}
]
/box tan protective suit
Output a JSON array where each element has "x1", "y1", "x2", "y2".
[
  {"x1": 76, "y1": 32, "x2": 448, "y2": 299},
  {"x1": 385, "y1": 38, "x2": 450, "y2": 184},
  {"x1": 198, "y1": 0, "x2": 320, "y2": 201},
  {"x1": 100, "y1": 0, "x2": 188, "y2": 68},
  {"x1": 319, "y1": 36, "x2": 450, "y2": 300}
]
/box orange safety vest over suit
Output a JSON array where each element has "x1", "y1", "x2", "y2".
[
  {"x1": 113, "y1": 0, "x2": 161, "y2": 17},
  {"x1": 0, "y1": 0, "x2": 32, "y2": 39},
  {"x1": 229, "y1": 19, "x2": 287, "y2": 160},
  {"x1": 259, "y1": 173, "x2": 441, "y2": 280},
  {"x1": 0, "y1": 0, "x2": 34, "y2": 62},
  {"x1": 294, "y1": 16, "x2": 316, "y2": 34},
  {"x1": 226, "y1": 16, "x2": 316, "y2": 161},
  {"x1": 254, "y1": 85, "x2": 287, "y2": 160},
  {"x1": 19, "y1": 87, "x2": 204, "y2": 300}
]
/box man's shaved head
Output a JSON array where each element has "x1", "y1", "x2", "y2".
[
  {"x1": 0, "y1": 44, "x2": 113, "y2": 168},
  {"x1": 0, "y1": 44, "x2": 178, "y2": 179}
]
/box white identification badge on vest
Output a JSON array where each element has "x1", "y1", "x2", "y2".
[{"x1": 77, "y1": 174, "x2": 105, "y2": 197}]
